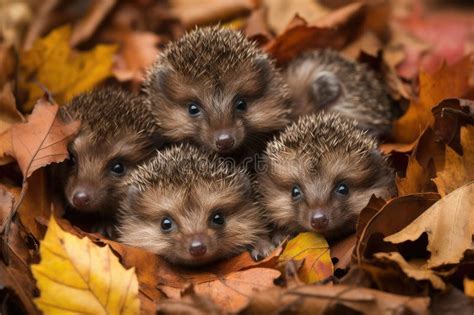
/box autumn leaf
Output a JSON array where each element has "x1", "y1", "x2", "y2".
[
  {"x1": 433, "y1": 126, "x2": 474, "y2": 196},
  {"x1": 0, "y1": 97, "x2": 80, "y2": 178},
  {"x1": 392, "y1": 56, "x2": 472, "y2": 143},
  {"x1": 464, "y1": 278, "x2": 474, "y2": 297},
  {"x1": 374, "y1": 252, "x2": 445, "y2": 290},
  {"x1": 18, "y1": 25, "x2": 117, "y2": 111},
  {"x1": 31, "y1": 216, "x2": 140, "y2": 315},
  {"x1": 384, "y1": 183, "x2": 474, "y2": 268},
  {"x1": 278, "y1": 232, "x2": 333, "y2": 283}
]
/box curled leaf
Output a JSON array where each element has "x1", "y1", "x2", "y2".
[{"x1": 31, "y1": 216, "x2": 140, "y2": 315}]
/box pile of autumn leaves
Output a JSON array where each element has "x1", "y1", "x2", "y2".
[{"x1": 0, "y1": 3, "x2": 473, "y2": 315}]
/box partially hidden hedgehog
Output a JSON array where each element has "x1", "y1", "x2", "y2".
[
  {"x1": 143, "y1": 26, "x2": 291, "y2": 158},
  {"x1": 257, "y1": 112, "x2": 395, "y2": 242},
  {"x1": 117, "y1": 144, "x2": 274, "y2": 266},
  {"x1": 59, "y1": 87, "x2": 162, "y2": 233},
  {"x1": 284, "y1": 49, "x2": 395, "y2": 137}
]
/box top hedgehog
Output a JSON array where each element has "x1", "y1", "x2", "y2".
[{"x1": 144, "y1": 26, "x2": 291, "y2": 157}]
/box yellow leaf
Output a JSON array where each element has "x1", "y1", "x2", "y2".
[
  {"x1": 19, "y1": 25, "x2": 117, "y2": 111},
  {"x1": 31, "y1": 216, "x2": 139, "y2": 315},
  {"x1": 279, "y1": 232, "x2": 333, "y2": 283}
]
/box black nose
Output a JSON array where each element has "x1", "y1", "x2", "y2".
[
  {"x1": 311, "y1": 213, "x2": 328, "y2": 230},
  {"x1": 189, "y1": 239, "x2": 207, "y2": 257},
  {"x1": 72, "y1": 191, "x2": 90, "y2": 208},
  {"x1": 215, "y1": 133, "x2": 235, "y2": 151}
]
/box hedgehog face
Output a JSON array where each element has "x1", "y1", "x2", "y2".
[
  {"x1": 64, "y1": 132, "x2": 154, "y2": 214},
  {"x1": 144, "y1": 27, "x2": 290, "y2": 155},
  {"x1": 260, "y1": 148, "x2": 393, "y2": 240},
  {"x1": 118, "y1": 178, "x2": 264, "y2": 266}
]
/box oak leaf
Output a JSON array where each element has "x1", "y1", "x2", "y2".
[
  {"x1": 18, "y1": 25, "x2": 117, "y2": 111},
  {"x1": 278, "y1": 232, "x2": 333, "y2": 283},
  {"x1": 384, "y1": 183, "x2": 474, "y2": 268},
  {"x1": 433, "y1": 126, "x2": 474, "y2": 196},
  {"x1": 31, "y1": 216, "x2": 140, "y2": 315},
  {"x1": 392, "y1": 56, "x2": 472, "y2": 143},
  {"x1": 0, "y1": 97, "x2": 80, "y2": 178}
]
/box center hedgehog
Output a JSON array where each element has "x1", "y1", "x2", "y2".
[
  {"x1": 117, "y1": 144, "x2": 273, "y2": 266},
  {"x1": 143, "y1": 26, "x2": 291, "y2": 156},
  {"x1": 59, "y1": 87, "x2": 162, "y2": 228},
  {"x1": 257, "y1": 112, "x2": 395, "y2": 242}
]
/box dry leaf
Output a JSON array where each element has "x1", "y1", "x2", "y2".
[
  {"x1": 31, "y1": 216, "x2": 140, "y2": 315},
  {"x1": 0, "y1": 97, "x2": 80, "y2": 178},
  {"x1": 392, "y1": 56, "x2": 472, "y2": 143},
  {"x1": 384, "y1": 183, "x2": 474, "y2": 268},
  {"x1": 464, "y1": 278, "x2": 474, "y2": 297},
  {"x1": 374, "y1": 252, "x2": 445, "y2": 290},
  {"x1": 433, "y1": 126, "x2": 474, "y2": 196},
  {"x1": 396, "y1": 156, "x2": 428, "y2": 196},
  {"x1": 18, "y1": 25, "x2": 117, "y2": 111},
  {"x1": 278, "y1": 232, "x2": 333, "y2": 283},
  {"x1": 265, "y1": 2, "x2": 365, "y2": 65}
]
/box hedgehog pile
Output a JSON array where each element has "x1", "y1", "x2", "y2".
[{"x1": 58, "y1": 26, "x2": 396, "y2": 266}]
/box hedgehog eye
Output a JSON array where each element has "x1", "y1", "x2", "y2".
[
  {"x1": 187, "y1": 102, "x2": 201, "y2": 116},
  {"x1": 209, "y1": 212, "x2": 225, "y2": 227},
  {"x1": 335, "y1": 182, "x2": 349, "y2": 195},
  {"x1": 161, "y1": 217, "x2": 174, "y2": 232},
  {"x1": 110, "y1": 161, "x2": 126, "y2": 176},
  {"x1": 291, "y1": 185, "x2": 302, "y2": 200},
  {"x1": 235, "y1": 98, "x2": 247, "y2": 112}
]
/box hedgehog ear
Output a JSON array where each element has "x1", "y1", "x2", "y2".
[
  {"x1": 123, "y1": 185, "x2": 141, "y2": 208},
  {"x1": 150, "y1": 131, "x2": 169, "y2": 150},
  {"x1": 151, "y1": 67, "x2": 172, "y2": 95},
  {"x1": 311, "y1": 71, "x2": 342, "y2": 109}
]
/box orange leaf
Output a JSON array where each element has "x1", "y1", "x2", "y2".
[
  {"x1": 0, "y1": 97, "x2": 80, "y2": 178},
  {"x1": 392, "y1": 56, "x2": 472, "y2": 143}
]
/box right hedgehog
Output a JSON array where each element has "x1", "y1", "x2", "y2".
[
  {"x1": 284, "y1": 49, "x2": 394, "y2": 137},
  {"x1": 257, "y1": 112, "x2": 395, "y2": 242}
]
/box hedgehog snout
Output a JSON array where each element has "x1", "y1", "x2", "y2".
[
  {"x1": 214, "y1": 130, "x2": 235, "y2": 152},
  {"x1": 186, "y1": 234, "x2": 209, "y2": 257},
  {"x1": 309, "y1": 209, "x2": 329, "y2": 231},
  {"x1": 71, "y1": 186, "x2": 95, "y2": 210}
]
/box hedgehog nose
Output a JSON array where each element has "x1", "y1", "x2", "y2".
[
  {"x1": 189, "y1": 238, "x2": 207, "y2": 257},
  {"x1": 72, "y1": 190, "x2": 91, "y2": 208},
  {"x1": 215, "y1": 132, "x2": 235, "y2": 152},
  {"x1": 311, "y1": 212, "x2": 328, "y2": 230}
]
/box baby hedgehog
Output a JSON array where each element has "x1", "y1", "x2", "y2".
[
  {"x1": 59, "y1": 87, "x2": 161, "y2": 219},
  {"x1": 284, "y1": 49, "x2": 394, "y2": 137},
  {"x1": 258, "y1": 112, "x2": 394, "y2": 242},
  {"x1": 144, "y1": 26, "x2": 291, "y2": 156},
  {"x1": 117, "y1": 144, "x2": 273, "y2": 266}
]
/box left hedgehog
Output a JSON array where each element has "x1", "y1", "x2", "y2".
[{"x1": 58, "y1": 87, "x2": 162, "y2": 232}]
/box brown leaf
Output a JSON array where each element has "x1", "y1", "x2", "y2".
[
  {"x1": 0, "y1": 186, "x2": 39, "y2": 314},
  {"x1": 331, "y1": 234, "x2": 356, "y2": 272},
  {"x1": 384, "y1": 183, "x2": 474, "y2": 268},
  {"x1": 264, "y1": 2, "x2": 365, "y2": 65},
  {"x1": 244, "y1": 6, "x2": 272, "y2": 45},
  {"x1": 356, "y1": 193, "x2": 440, "y2": 261},
  {"x1": 396, "y1": 156, "x2": 429, "y2": 196},
  {"x1": 156, "y1": 285, "x2": 223, "y2": 314},
  {"x1": 70, "y1": 0, "x2": 117, "y2": 46},
  {"x1": 433, "y1": 126, "x2": 474, "y2": 196},
  {"x1": 242, "y1": 284, "x2": 430, "y2": 315},
  {"x1": 0, "y1": 97, "x2": 80, "y2": 178},
  {"x1": 464, "y1": 278, "x2": 474, "y2": 297},
  {"x1": 170, "y1": 0, "x2": 256, "y2": 28},
  {"x1": 392, "y1": 56, "x2": 472, "y2": 143},
  {"x1": 374, "y1": 252, "x2": 445, "y2": 290},
  {"x1": 109, "y1": 31, "x2": 161, "y2": 89}
]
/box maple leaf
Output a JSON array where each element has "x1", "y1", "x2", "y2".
[
  {"x1": 31, "y1": 216, "x2": 140, "y2": 315},
  {"x1": 278, "y1": 232, "x2": 334, "y2": 283},
  {"x1": 392, "y1": 56, "x2": 472, "y2": 143},
  {"x1": 18, "y1": 25, "x2": 117, "y2": 111}
]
